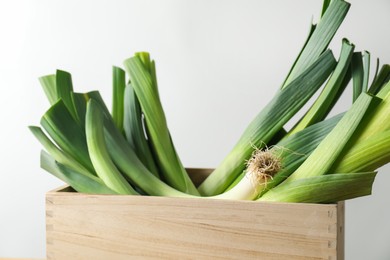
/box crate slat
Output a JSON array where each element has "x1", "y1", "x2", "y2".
[{"x1": 46, "y1": 169, "x2": 344, "y2": 259}]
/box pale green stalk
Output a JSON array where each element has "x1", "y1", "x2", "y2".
[
  {"x1": 332, "y1": 130, "x2": 390, "y2": 173},
  {"x1": 258, "y1": 172, "x2": 376, "y2": 203},
  {"x1": 85, "y1": 99, "x2": 138, "y2": 195},
  {"x1": 278, "y1": 93, "x2": 377, "y2": 183},
  {"x1": 213, "y1": 172, "x2": 266, "y2": 200},
  {"x1": 377, "y1": 80, "x2": 390, "y2": 98},
  {"x1": 353, "y1": 82, "x2": 390, "y2": 142}
]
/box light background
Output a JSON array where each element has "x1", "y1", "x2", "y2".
[{"x1": 1, "y1": 0, "x2": 389, "y2": 259}]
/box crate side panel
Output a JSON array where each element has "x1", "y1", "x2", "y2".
[{"x1": 47, "y1": 192, "x2": 339, "y2": 259}]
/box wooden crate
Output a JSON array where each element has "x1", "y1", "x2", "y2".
[{"x1": 46, "y1": 168, "x2": 344, "y2": 260}]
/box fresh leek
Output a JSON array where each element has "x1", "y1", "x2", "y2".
[
  {"x1": 29, "y1": 0, "x2": 390, "y2": 205},
  {"x1": 85, "y1": 99, "x2": 138, "y2": 195},
  {"x1": 123, "y1": 84, "x2": 160, "y2": 177},
  {"x1": 124, "y1": 54, "x2": 199, "y2": 195},
  {"x1": 199, "y1": 50, "x2": 336, "y2": 196}
]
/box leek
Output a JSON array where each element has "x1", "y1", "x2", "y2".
[
  {"x1": 89, "y1": 90, "x2": 192, "y2": 197},
  {"x1": 124, "y1": 54, "x2": 199, "y2": 195},
  {"x1": 123, "y1": 84, "x2": 160, "y2": 177},
  {"x1": 257, "y1": 113, "x2": 344, "y2": 197},
  {"x1": 332, "y1": 130, "x2": 390, "y2": 173},
  {"x1": 199, "y1": 50, "x2": 336, "y2": 196},
  {"x1": 224, "y1": 113, "x2": 343, "y2": 193},
  {"x1": 85, "y1": 99, "x2": 138, "y2": 195},
  {"x1": 281, "y1": 93, "x2": 378, "y2": 182},
  {"x1": 258, "y1": 93, "x2": 379, "y2": 200},
  {"x1": 29, "y1": 0, "x2": 390, "y2": 205}
]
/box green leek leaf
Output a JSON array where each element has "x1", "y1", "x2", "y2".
[
  {"x1": 258, "y1": 172, "x2": 376, "y2": 203},
  {"x1": 288, "y1": 39, "x2": 354, "y2": 135},
  {"x1": 333, "y1": 130, "x2": 390, "y2": 173},
  {"x1": 39, "y1": 74, "x2": 57, "y2": 105},
  {"x1": 281, "y1": 23, "x2": 316, "y2": 88},
  {"x1": 362, "y1": 51, "x2": 371, "y2": 93},
  {"x1": 41, "y1": 150, "x2": 117, "y2": 195},
  {"x1": 369, "y1": 64, "x2": 390, "y2": 95},
  {"x1": 279, "y1": 93, "x2": 378, "y2": 184},
  {"x1": 71, "y1": 92, "x2": 88, "y2": 128},
  {"x1": 354, "y1": 82, "x2": 390, "y2": 142},
  {"x1": 112, "y1": 66, "x2": 126, "y2": 132},
  {"x1": 29, "y1": 126, "x2": 93, "y2": 176},
  {"x1": 282, "y1": 0, "x2": 350, "y2": 87},
  {"x1": 123, "y1": 84, "x2": 159, "y2": 177},
  {"x1": 40, "y1": 99, "x2": 94, "y2": 173},
  {"x1": 321, "y1": 0, "x2": 331, "y2": 17},
  {"x1": 55, "y1": 70, "x2": 78, "y2": 121},
  {"x1": 351, "y1": 52, "x2": 364, "y2": 102}
]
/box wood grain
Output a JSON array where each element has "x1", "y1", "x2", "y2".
[{"x1": 46, "y1": 169, "x2": 344, "y2": 259}]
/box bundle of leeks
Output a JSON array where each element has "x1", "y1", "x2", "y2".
[{"x1": 30, "y1": 0, "x2": 390, "y2": 203}]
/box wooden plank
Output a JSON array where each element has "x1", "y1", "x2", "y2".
[{"x1": 46, "y1": 190, "x2": 343, "y2": 259}]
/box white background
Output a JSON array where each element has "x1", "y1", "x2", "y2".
[{"x1": 1, "y1": 0, "x2": 389, "y2": 259}]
